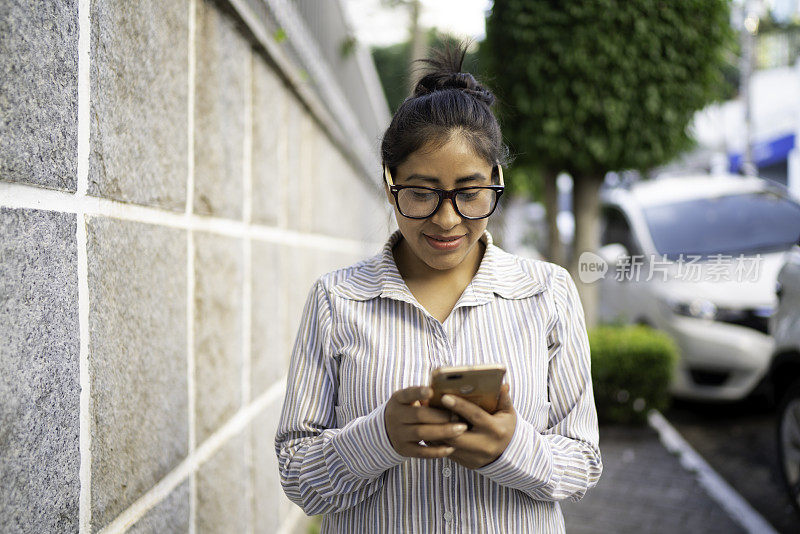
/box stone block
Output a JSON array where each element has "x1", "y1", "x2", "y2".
[
  {"x1": 360, "y1": 178, "x2": 390, "y2": 244},
  {"x1": 251, "y1": 56, "x2": 287, "y2": 227},
  {"x1": 310, "y1": 136, "x2": 337, "y2": 237},
  {"x1": 252, "y1": 395, "x2": 286, "y2": 534},
  {"x1": 197, "y1": 431, "x2": 250, "y2": 534},
  {"x1": 0, "y1": 208, "x2": 79, "y2": 532},
  {"x1": 298, "y1": 112, "x2": 316, "y2": 233},
  {"x1": 250, "y1": 240, "x2": 285, "y2": 396},
  {"x1": 326, "y1": 149, "x2": 376, "y2": 241},
  {"x1": 194, "y1": 231, "x2": 243, "y2": 444},
  {"x1": 284, "y1": 97, "x2": 303, "y2": 230},
  {"x1": 89, "y1": 0, "x2": 189, "y2": 211},
  {"x1": 0, "y1": 2, "x2": 78, "y2": 191},
  {"x1": 128, "y1": 479, "x2": 190, "y2": 534},
  {"x1": 282, "y1": 245, "x2": 317, "y2": 366},
  {"x1": 87, "y1": 217, "x2": 188, "y2": 530},
  {"x1": 193, "y1": 0, "x2": 249, "y2": 219}
]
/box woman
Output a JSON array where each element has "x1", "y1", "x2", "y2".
[{"x1": 274, "y1": 42, "x2": 602, "y2": 532}]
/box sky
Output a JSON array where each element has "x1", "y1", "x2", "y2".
[{"x1": 343, "y1": 0, "x2": 493, "y2": 47}]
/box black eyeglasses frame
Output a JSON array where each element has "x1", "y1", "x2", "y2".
[{"x1": 383, "y1": 164, "x2": 505, "y2": 220}]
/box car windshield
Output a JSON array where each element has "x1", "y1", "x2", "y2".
[{"x1": 642, "y1": 190, "x2": 800, "y2": 259}]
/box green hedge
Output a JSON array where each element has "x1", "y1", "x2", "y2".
[{"x1": 589, "y1": 325, "x2": 679, "y2": 424}]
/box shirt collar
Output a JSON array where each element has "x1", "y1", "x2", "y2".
[{"x1": 330, "y1": 228, "x2": 545, "y2": 305}]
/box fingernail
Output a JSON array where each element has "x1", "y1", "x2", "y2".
[
  {"x1": 441, "y1": 395, "x2": 455, "y2": 407},
  {"x1": 445, "y1": 447, "x2": 455, "y2": 454},
  {"x1": 454, "y1": 424, "x2": 467, "y2": 432}
]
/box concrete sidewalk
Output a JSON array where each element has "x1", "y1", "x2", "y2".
[{"x1": 560, "y1": 418, "x2": 751, "y2": 534}]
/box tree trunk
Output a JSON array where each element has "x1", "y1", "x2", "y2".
[
  {"x1": 570, "y1": 175, "x2": 603, "y2": 328},
  {"x1": 543, "y1": 170, "x2": 564, "y2": 267}
]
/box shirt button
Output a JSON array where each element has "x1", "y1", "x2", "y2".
[
  {"x1": 442, "y1": 467, "x2": 452, "y2": 477},
  {"x1": 443, "y1": 511, "x2": 453, "y2": 522}
]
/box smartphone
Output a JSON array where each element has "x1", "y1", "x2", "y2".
[{"x1": 429, "y1": 363, "x2": 507, "y2": 414}]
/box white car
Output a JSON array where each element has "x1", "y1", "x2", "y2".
[
  {"x1": 596, "y1": 174, "x2": 800, "y2": 401},
  {"x1": 769, "y1": 242, "x2": 800, "y2": 512}
]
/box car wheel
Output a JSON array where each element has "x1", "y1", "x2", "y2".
[{"x1": 777, "y1": 378, "x2": 800, "y2": 512}]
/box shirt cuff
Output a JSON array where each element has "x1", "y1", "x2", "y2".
[
  {"x1": 474, "y1": 415, "x2": 553, "y2": 489},
  {"x1": 330, "y1": 399, "x2": 408, "y2": 479}
]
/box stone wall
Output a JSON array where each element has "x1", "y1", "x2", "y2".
[{"x1": 0, "y1": 0, "x2": 390, "y2": 532}]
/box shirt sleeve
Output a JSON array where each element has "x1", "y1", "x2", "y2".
[
  {"x1": 274, "y1": 279, "x2": 408, "y2": 515},
  {"x1": 475, "y1": 264, "x2": 603, "y2": 502}
]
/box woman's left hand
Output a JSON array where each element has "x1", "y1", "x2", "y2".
[{"x1": 435, "y1": 382, "x2": 517, "y2": 469}]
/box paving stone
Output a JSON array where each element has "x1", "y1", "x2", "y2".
[
  {"x1": 251, "y1": 56, "x2": 288, "y2": 227},
  {"x1": 0, "y1": 208, "x2": 79, "y2": 532},
  {"x1": 194, "y1": 232, "x2": 243, "y2": 444},
  {"x1": 561, "y1": 424, "x2": 746, "y2": 534},
  {"x1": 128, "y1": 479, "x2": 190, "y2": 534},
  {"x1": 193, "y1": 0, "x2": 249, "y2": 219},
  {"x1": 89, "y1": 0, "x2": 189, "y2": 211},
  {"x1": 0, "y1": 1, "x2": 78, "y2": 191},
  {"x1": 197, "y1": 431, "x2": 250, "y2": 534},
  {"x1": 87, "y1": 217, "x2": 188, "y2": 530},
  {"x1": 250, "y1": 240, "x2": 286, "y2": 396}
]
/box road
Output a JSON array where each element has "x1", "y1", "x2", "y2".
[{"x1": 664, "y1": 396, "x2": 799, "y2": 534}]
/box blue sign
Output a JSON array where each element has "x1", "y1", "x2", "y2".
[{"x1": 729, "y1": 133, "x2": 796, "y2": 172}]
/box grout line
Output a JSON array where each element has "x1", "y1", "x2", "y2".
[
  {"x1": 0, "y1": 181, "x2": 374, "y2": 254},
  {"x1": 242, "y1": 43, "x2": 253, "y2": 408},
  {"x1": 77, "y1": 0, "x2": 92, "y2": 531},
  {"x1": 186, "y1": 0, "x2": 196, "y2": 220},
  {"x1": 277, "y1": 81, "x2": 289, "y2": 230},
  {"x1": 76, "y1": 0, "x2": 90, "y2": 199},
  {"x1": 647, "y1": 410, "x2": 779, "y2": 534},
  {"x1": 242, "y1": 45, "x2": 255, "y2": 534},
  {"x1": 98, "y1": 378, "x2": 286, "y2": 534},
  {"x1": 186, "y1": 229, "x2": 197, "y2": 534},
  {"x1": 186, "y1": 0, "x2": 197, "y2": 532},
  {"x1": 242, "y1": 48, "x2": 253, "y2": 228}
]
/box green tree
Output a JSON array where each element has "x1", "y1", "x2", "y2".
[{"x1": 482, "y1": 0, "x2": 734, "y2": 326}]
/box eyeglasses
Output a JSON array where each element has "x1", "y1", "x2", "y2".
[{"x1": 383, "y1": 164, "x2": 505, "y2": 220}]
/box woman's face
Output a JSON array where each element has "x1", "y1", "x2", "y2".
[{"x1": 384, "y1": 134, "x2": 494, "y2": 274}]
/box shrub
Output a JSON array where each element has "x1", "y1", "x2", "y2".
[{"x1": 589, "y1": 325, "x2": 679, "y2": 424}]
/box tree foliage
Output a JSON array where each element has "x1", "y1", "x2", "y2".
[
  {"x1": 481, "y1": 0, "x2": 735, "y2": 177},
  {"x1": 371, "y1": 30, "x2": 482, "y2": 113}
]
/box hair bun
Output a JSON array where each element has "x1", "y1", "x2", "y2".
[{"x1": 411, "y1": 41, "x2": 496, "y2": 107}]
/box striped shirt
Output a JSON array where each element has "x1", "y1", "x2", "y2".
[{"x1": 274, "y1": 228, "x2": 602, "y2": 533}]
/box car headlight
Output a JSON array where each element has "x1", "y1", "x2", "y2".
[
  {"x1": 663, "y1": 298, "x2": 718, "y2": 320},
  {"x1": 662, "y1": 298, "x2": 772, "y2": 333}
]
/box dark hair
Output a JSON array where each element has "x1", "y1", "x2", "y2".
[{"x1": 380, "y1": 39, "x2": 510, "y2": 185}]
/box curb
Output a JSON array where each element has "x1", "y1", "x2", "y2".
[{"x1": 647, "y1": 410, "x2": 778, "y2": 534}]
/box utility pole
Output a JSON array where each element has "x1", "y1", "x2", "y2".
[
  {"x1": 407, "y1": 0, "x2": 425, "y2": 95},
  {"x1": 740, "y1": 0, "x2": 759, "y2": 177},
  {"x1": 789, "y1": 56, "x2": 800, "y2": 199},
  {"x1": 381, "y1": 0, "x2": 427, "y2": 96}
]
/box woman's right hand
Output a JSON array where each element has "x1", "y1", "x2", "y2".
[{"x1": 384, "y1": 386, "x2": 468, "y2": 458}]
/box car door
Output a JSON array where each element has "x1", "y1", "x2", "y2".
[{"x1": 598, "y1": 205, "x2": 643, "y2": 323}]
